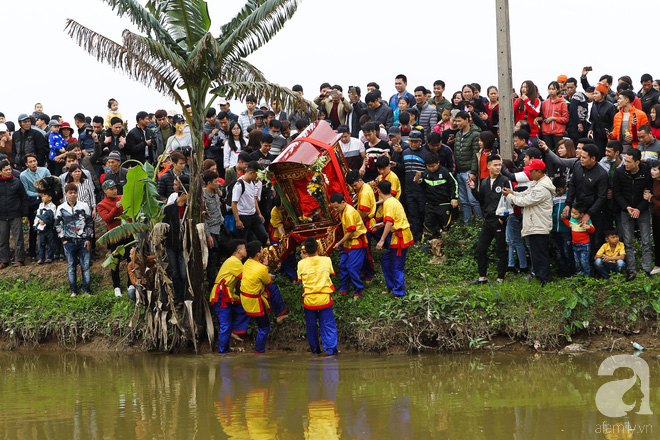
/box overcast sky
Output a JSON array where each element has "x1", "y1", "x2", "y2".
[{"x1": 2, "y1": 0, "x2": 657, "y2": 125}]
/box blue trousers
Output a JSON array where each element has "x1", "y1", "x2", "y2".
[
  {"x1": 382, "y1": 246, "x2": 408, "y2": 297},
  {"x1": 339, "y1": 247, "x2": 366, "y2": 295},
  {"x1": 362, "y1": 231, "x2": 376, "y2": 279},
  {"x1": 457, "y1": 172, "x2": 482, "y2": 223},
  {"x1": 63, "y1": 239, "x2": 91, "y2": 293},
  {"x1": 552, "y1": 231, "x2": 574, "y2": 276},
  {"x1": 212, "y1": 302, "x2": 249, "y2": 353},
  {"x1": 573, "y1": 242, "x2": 591, "y2": 277},
  {"x1": 594, "y1": 258, "x2": 626, "y2": 278},
  {"x1": 253, "y1": 284, "x2": 288, "y2": 353},
  {"x1": 506, "y1": 213, "x2": 528, "y2": 269},
  {"x1": 305, "y1": 306, "x2": 338, "y2": 355}
]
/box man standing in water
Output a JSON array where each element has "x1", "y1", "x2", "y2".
[{"x1": 297, "y1": 237, "x2": 338, "y2": 355}]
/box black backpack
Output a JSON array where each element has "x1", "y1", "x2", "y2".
[{"x1": 223, "y1": 179, "x2": 246, "y2": 213}]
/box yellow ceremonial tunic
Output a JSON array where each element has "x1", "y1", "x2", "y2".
[
  {"x1": 383, "y1": 197, "x2": 414, "y2": 250},
  {"x1": 270, "y1": 207, "x2": 293, "y2": 241},
  {"x1": 340, "y1": 205, "x2": 368, "y2": 250},
  {"x1": 209, "y1": 255, "x2": 243, "y2": 307},
  {"x1": 375, "y1": 171, "x2": 401, "y2": 220},
  {"x1": 297, "y1": 255, "x2": 335, "y2": 309},
  {"x1": 240, "y1": 259, "x2": 273, "y2": 316},
  {"x1": 356, "y1": 182, "x2": 376, "y2": 230}
]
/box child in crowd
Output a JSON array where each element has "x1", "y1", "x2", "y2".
[
  {"x1": 562, "y1": 202, "x2": 595, "y2": 276},
  {"x1": 48, "y1": 120, "x2": 67, "y2": 169},
  {"x1": 551, "y1": 177, "x2": 574, "y2": 276},
  {"x1": 105, "y1": 98, "x2": 123, "y2": 129},
  {"x1": 240, "y1": 241, "x2": 288, "y2": 353},
  {"x1": 297, "y1": 237, "x2": 338, "y2": 355},
  {"x1": 417, "y1": 152, "x2": 458, "y2": 240},
  {"x1": 34, "y1": 191, "x2": 58, "y2": 264},
  {"x1": 393, "y1": 96, "x2": 410, "y2": 127},
  {"x1": 433, "y1": 108, "x2": 452, "y2": 134},
  {"x1": 594, "y1": 230, "x2": 626, "y2": 278}
]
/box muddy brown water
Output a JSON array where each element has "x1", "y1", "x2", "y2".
[{"x1": 1, "y1": 351, "x2": 659, "y2": 439}]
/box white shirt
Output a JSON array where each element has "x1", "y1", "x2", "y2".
[
  {"x1": 340, "y1": 137, "x2": 365, "y2": 160},
  {"x1": 233, "y1": 177, "x2": 259, "y2": 216}
]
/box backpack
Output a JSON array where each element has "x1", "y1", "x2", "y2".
[{"x1": 223, "y1": 179, "x2": 246, "y2": 212}]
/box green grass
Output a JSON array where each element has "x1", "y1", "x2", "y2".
[{"x1": 2, "y1": 222, "x2": 660, "y2": 352}]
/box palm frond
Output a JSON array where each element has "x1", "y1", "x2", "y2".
[
  {"x1": 100, "y1": 0, "x2": 187, "y2": 57},
  {"x1": 218, "y1": 0, "x2": 300, "y2": 60},
  {"x1": 122, "y1": 30, "x2": 186, "y2": 74},
  {"x1": 218, "y1": 58, "x2": 267, "y2": 85},
  {"x1": 65, "y1": 20, "x2": 186, "y2": 102},
  {"x1": 185, "y1": 32, "x2": 219, "y2": 80},
  {"x1": 212, "y1": 81, "x2": 315, "y2": 115},
  {"x1": 98, "y1": 222, "x2": 151, "y2": 246},
  {"x1": 153, "y1": 0, "x2": 211, "y2": 51}
]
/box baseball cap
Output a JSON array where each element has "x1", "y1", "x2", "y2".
[
  {"x1": 18, "y1": 113, "x2": 30, "y2": 122},
  {"x1": 408, "y1": 129, "x2": 423, "y2": 141},
  {"x1": 253, "y1": 109, "x2": 265, "y2": 118},
  {"x1": 528, "y1": 159, "x2": 546, "y2": 171},
  {"x1": 0, "y1": 123, "x2": 7, "y2": 132},
  {"x1": 102, "y1": 179, "x2": 117, "y2": 190},
  {"x1": 557, "y1": 74, "x2": 568, "y2": 82},
  {"x1": 217, "y1": 98, "x2": 229, "y2": 106},
  {"x1": 172, "y1": 114, "x2": 186, "y2": 124},
  {"x1": 48, "y1": 120, "x2": 61, "y2": 127},
  {"x1": 387, "y1": 126, "x2": 401, "y2": 136}
]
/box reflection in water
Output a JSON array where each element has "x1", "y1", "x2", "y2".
[{"x1": 0, "y1": 351, "x2": 658, "y2": 439}]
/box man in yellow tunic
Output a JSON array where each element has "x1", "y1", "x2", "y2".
[
  {"x1": 240, "y1": 241, "x2": 288, "y2": 353},
  {"x1": 374, "y1": 179, "x2": 414, "y2": 297},
  {"x1": 269, "y1": 197, "x2": 296, "y2": 280},
  {"x1": 297, "y1": 237, "x2": 338, "y2": 355},
  {"x1": 209, "y1": 239, "x2": 249, "y2": 353},
  {"x1": 373, "y1": 155, "x2": 401, "y2": 223},
  {"x1": 346, "y1": 170, "x2": 376, "y2": 282},
  {"x1": 330, "y1": 193, "x2": 369, "y2": 299}
]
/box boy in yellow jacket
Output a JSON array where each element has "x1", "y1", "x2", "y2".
[
  {"x1": 240, "y1": 241, "x2": 288, "y2": 353},
  {"x1": 297, "y1": 237, "x2": 338, "y2": 355}
]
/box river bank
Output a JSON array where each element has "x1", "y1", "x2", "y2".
[{"x1": 1, "y1": 224, "x2": 659, "y2": 354}]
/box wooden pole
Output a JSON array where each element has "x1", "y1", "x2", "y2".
[{"x1": 496, "y1": 0, "x2": 513, "y2": 160}]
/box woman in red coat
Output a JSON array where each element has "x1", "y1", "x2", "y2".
[
  {"x1": 540, "y1": 81, "x2": 569, "y2": 151},
  {"x1": 649, "y1": 104, "x2": 660, "y2": 139},
  {"x1": 513, "y1": 80, "x2": 541, "y2": 139}
]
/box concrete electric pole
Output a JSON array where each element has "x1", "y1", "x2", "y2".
[{"x1": 496, "y1": 0, "x2": 514, "y2": 160}]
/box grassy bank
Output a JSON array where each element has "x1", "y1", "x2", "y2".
[{"x1": 2, "y1": 223, "x2": 660, "y2": 352}]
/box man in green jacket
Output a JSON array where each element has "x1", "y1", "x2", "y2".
[{"x1": 453, "y1": 111, "x2": 482, "y2": 223}]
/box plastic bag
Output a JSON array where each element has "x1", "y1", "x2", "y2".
[{"x1": 496, "y1": 194, "x2": 513, "y2": 217}]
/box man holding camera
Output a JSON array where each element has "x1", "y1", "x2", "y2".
[{"x1": 314, "y1": 85, "x2": 352, "y2": 129}]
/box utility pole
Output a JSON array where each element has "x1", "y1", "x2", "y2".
[{"x1": 496, "y1": 0, "x2": 513, "y2": 160}]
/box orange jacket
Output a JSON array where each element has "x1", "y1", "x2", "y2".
[{"x1": 609, "y1": 106, "x2": 648, "y2": 149}]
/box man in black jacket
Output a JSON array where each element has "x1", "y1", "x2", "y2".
[
  {"x1": 126, "y1": 111, "x2": 154, "y2": 164},
  {"x1": 348, "y1": 86, "x2": 368, "y2": 138},
  {"x1": 588, "y1": 84, "x2": 617, "y2": 158},
  {"x1": 157, "y1": 151, "x2": 189, "y2": 200},
  {"x1": 468, "y1": 154, "x2": 510, "y2": 284},
  {"x1": 565, "y1": 79, "x2": 591, "y2": 143},
  {"x1": 639, "y1": 73, "x2": 660, "y2": 119},
  {"x1": 564, "y1": 143, "x2": 609, "y2": 253},
  {"x1": 163, "y1": 185, "x2": 188, "y2": 305},
  {"x1": 613, "y1": 148, "x2": 653, "y2": 279},
  {"x1": 0, "y1": 160, "x2": 28, "y2": 268},
  {"x1": 13, "y1": 113, "x2": 48, "y2": 170}
]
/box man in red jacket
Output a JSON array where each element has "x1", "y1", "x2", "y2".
[{"x1": 97, "y1": 179, "x2": 129, "y2": 297}]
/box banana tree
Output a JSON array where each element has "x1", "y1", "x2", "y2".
[{"x1": 66, "y1": 0, "x2": 309, "y2": 350}]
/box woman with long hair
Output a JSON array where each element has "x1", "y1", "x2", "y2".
[
  {"x1": 513, "y1": 80, "x2": 541, "y2": 139},
  {"x1": 476, "y1": 131, "x2": 497, "y2": 180},
  {"x1": 459, "y1": 84, "x2": 486, "y2": 114},
  {"x1": 65, "y1": 164, "x2": 96, "y2": 218},
  {"x1": 540, "y1": 81, "x2": 569, "y2": 151},
  {"x1": 649, "y1": 104, "x2": 660, "y2": 138},
  {"x1": 246, "y1": 129, "x2": 263, "y2": 153},
  {"x1": 547, "y1": 138, "x2": 576, "y2": 181},
  {"x1": 451, "y1": 91, "x2": 463, "y2": 109},
  {"x1": 224, "y1": 121, "x2": 246, "y2": 169},
  {"x1": 485, "y1": 86, "x2": 499, "y2": 130}
]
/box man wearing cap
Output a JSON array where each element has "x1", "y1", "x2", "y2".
[
  {"x1": 0, "y1": 159, "x2": 29, "y2": 268},
  {"x1": 557, "y1": 75, "x2": 568, "y2": 95},
  {"x1": 103, "y1": 151, "x2": 128, "y2": 195},
  {"x1": 246, "y1": 109, "x2": 268, "y2": 134},
  {"x1": 588, "y1": 83, "x2": 617, "y2": 157},
  {"x1": 97, "y1": 179, "x2": 130, "y2": 297},
  {"x1": 503, "y1": 159, "x2": 556, "y2": 284},
  {"x1": 393, "y1": 129, "x2": 428, "y2": 241},
  {"x1": 12, "y1": 113, "x2": 48, "y2": 170},
  {"x1": 0, "y1": 124, "x2": 11, "y2": 159},
  {"x1": 126, "y1": 111, "x2": 155, "y2": 164},
  {"x1": 218, "y1": 98, "x2": 239, "y2": 124}
]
